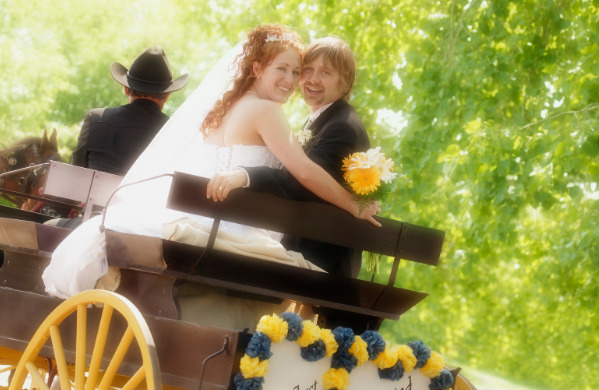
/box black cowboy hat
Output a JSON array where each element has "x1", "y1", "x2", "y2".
[{"x1": 110, "y1": 47, "x2": 188, "y2": 93}]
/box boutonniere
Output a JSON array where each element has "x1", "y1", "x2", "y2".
[{"x1": 296, "y1": 129, "x2": 313, "y2": 146}]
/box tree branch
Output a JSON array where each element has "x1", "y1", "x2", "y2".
[{"x1": 520, "y1": 103, "x2": 599, "y2": 130}]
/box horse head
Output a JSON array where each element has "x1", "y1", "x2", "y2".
[
  {"x1": 0, "y1": 129, "x2": 66, "y2": 214},
  {"x1": 0, "y1": 129, "x2": 62, "y2": 173}
]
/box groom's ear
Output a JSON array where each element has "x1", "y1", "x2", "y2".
[{"x1": 252, "y1": 61, "x2": 262, "y2": 77}]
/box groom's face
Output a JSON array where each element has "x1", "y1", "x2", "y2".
[{"x1": 300, "y1": 55, "x2": 344, "y2": 111}]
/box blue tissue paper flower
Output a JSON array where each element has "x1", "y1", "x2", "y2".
[
  {"x1": 429, "y1": 368, "x2": 454, "y2": 390},
  {"x1": 246, "y1": 332, "x2": 272, "y2": 361},
  {"x1": 233, "y1": 372, "x2": 265, "y2": 390},
  {"x1": 300, "y1": 339, "x2": 327, "y2": 361},
  {"x1": 408, "y1": 340, "x2": 431, "y2": 369},
  {"x1": 332, "y1": 327, "x2": 355, "y2": 350},
  {"x1": 361, "y1": 330, "x2": 386, "y2": 360},
  {"x1": 280, "y1": 311, "x2": 304, "y2": 341},
  {"x1": 378, "y1": 360, "x2": 405, "y2": 381}
]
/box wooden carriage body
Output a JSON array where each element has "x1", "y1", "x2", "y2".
[{"x1": 0, "y1": 163, "x2": 473, "y2": 390}]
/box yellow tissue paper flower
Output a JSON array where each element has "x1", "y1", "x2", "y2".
[
  {"x1": 421, "y1": 351, "x2": 445, "y2": 378},
  {"x1": 296, "y1": 320, "x2": 321, "y2": 347},
  {"x1": 320, "y1": 328, "x2": 338, "y2": 357},
  {"x1": 348, "y1": 336, "x2": 369, "y2": 366},
  {"x1": 240, "y1": 355, "x2": 269, "y2": 378},
  {"x1": 322, "y1": 367, "x2": 350, "y2": 390},
  {"x1": 395, "y1": 344, "x2": 417, "y2": 373},
  {"x1": 373, "y1": 344, "x2": 398, "y2": 369},
  {"x1": 256, "y1": 314, "x2": 288, "y2": 343}
]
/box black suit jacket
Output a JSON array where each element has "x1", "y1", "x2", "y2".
[
  {"x1": 245, "y1": 99, "x2": 370, "y2": 277},
  {"x1": 72, "y1": 99, "x2": 168, "y2": 176}
]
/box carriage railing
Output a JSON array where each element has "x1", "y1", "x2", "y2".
[
  {"x1": 0, "y1": 162, "x2": 84, "y2": 211},
  {"x1": 0, "y1": 161, "x2": 123, "y2": 220},
  {"x1": 99, "y1": 173, "x2": 174, "y2": 232}
]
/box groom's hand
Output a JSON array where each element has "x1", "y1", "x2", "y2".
[{"x1": 207, "y1": 169, "x2": 249, "y2": 202}]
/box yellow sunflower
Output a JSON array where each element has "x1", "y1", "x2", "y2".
[{"x1": 345, "y1": 166, "x2": 381, "y2": 195}]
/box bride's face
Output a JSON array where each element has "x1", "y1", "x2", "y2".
[{"x1": 253, "y1": 48, "x2": 301, "y2": 104}]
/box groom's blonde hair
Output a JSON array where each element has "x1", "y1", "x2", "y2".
[{"x1": 303, "y1": 37, "x2": 356, "y2": 101}]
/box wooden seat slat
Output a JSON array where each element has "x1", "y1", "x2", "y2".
[{"x1": 104, "y1": 230, "x2": 428, "y2": 321}]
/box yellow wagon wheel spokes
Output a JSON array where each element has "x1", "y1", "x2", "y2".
[{"x1": 8, "y1": 290, "x2": 161, "y2": 390}]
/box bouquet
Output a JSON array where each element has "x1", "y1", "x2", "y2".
[{"x1": 342, "y1": 147, "x2": 397, "y2": 274}]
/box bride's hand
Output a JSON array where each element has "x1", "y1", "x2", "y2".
[
  {"x1": 207, "y1": 169, "x2": 249, "y2": 201},
  {"x1": 353, "y1": 200, "x2": 382, "y2": 227}
]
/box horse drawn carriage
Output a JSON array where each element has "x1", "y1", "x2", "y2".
[{"x1": 0, "y1": 155, "x2": 476, "y2": 390}]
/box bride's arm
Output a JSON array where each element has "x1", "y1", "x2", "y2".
[{"x1": 208, "y1": 102, "x2": 381, "y2": 226}]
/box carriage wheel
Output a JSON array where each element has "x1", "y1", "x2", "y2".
[
  {"x1": 8, "y1": 290, "x2": 161, "y2": 390},
  {"x1": 455, "y1": 373, "x2": 477, "y2": 390}
]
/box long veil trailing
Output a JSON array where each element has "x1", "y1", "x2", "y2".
[{"x1": 42, "y1": 43, "x2": 244, "y2": 299}]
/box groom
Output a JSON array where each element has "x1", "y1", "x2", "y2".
[{"x1": 242, "y1": 37, "x2": 371, "y2": 278}]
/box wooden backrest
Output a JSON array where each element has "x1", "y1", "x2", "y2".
[{"x1": 166, "y1": 171, "x2": 445, "y2": 285}]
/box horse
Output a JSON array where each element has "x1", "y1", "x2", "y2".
[{"x1": 0, "y1": 129, "x2": 73, "y2": 217}]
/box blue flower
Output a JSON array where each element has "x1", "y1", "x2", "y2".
[
  {"x1": 329, "y1": 327, "x2": 358, "y2": 373},
  {"x1": 280, "y1": 311, "x2": 304, "y2": 341},
  {"x1": 332, "y1": 327, "x2": 355, "y2": 349},
  {"x1": 429, "y1": 368, "x2": 454, "y2": 390},
  {"x1": 361, "y1": 330, "x2": 386, "y2": 360},
  {"x1": 233, "y1": 372, "x2": 265, "y2": 390},
  {"x1": 408, "y1": 340, "x2": 431, "y2": 368},
  {"x1": 301, "y1": 339, "x2": 327, "y2": 361},
  {"x1": 378, "y1": 360, "x2": 405, "y2": 381},
  {"x1": 246, "y1": 332, "x2": 272, "y2": 361},
  {"x1": 331, "y1": 349, "x2": 358, "y2": 373}
]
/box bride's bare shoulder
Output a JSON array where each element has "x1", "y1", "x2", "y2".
[
  {"x1": 230, "y1": 95, "x2": 287, "y2": 130},
  {"x1": 238, "y1": 96, "x2": 282, "y2": 114}
]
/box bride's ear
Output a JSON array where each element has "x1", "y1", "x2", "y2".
[{"x1": 252, "y1": 61, "x2": 262, "y2": 78}]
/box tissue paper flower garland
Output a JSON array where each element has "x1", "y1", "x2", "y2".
[{"x1": 234, "y1": 312, "x2": 454, "y2": 390}]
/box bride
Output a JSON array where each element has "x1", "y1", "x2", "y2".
[{"x1": 43, "y1": 25, "x2": 379, "y2": 328}]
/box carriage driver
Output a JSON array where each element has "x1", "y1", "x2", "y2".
[
  {"x1": 71, "y1": 47, "x2": 188, "y2": 176},
  {"x1": 45, "y1": 48, "x2": 188, "y2": 230}
]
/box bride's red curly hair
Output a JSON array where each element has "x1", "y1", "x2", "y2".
[{"x1": 200, "y1": 24, "x2": 304, "y2": 134}]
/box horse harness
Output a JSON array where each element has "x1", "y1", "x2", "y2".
[{"x1": 0, "y1": 143, "x2": 61, "y2": 195}]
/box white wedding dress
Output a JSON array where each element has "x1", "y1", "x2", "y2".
[
  {"x1": 43, "y1": 143, "x2": 320, "y2": 299},
  {"x1": 43, "y1": 43, "x2": 320, "y2": 329}
]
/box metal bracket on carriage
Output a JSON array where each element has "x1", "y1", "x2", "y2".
[{"x1": 197, "y1": 335, "x2": 232, "y2": 390}]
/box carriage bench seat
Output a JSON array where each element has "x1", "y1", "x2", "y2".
[{"x1": 106, "y1": 172, "x2": 445, "y2": 330}]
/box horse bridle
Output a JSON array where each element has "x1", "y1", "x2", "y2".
[{"x1": 0, "y1": 143, "x2": 62, "y2": 200}]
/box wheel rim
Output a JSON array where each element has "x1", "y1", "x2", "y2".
[{"x1": 8, "y1": 290, "x2": 161, "y2": 390}]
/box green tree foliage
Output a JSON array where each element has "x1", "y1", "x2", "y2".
[{"x1": 1, "y1": 0, "x2": 597, "y2": 388}]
